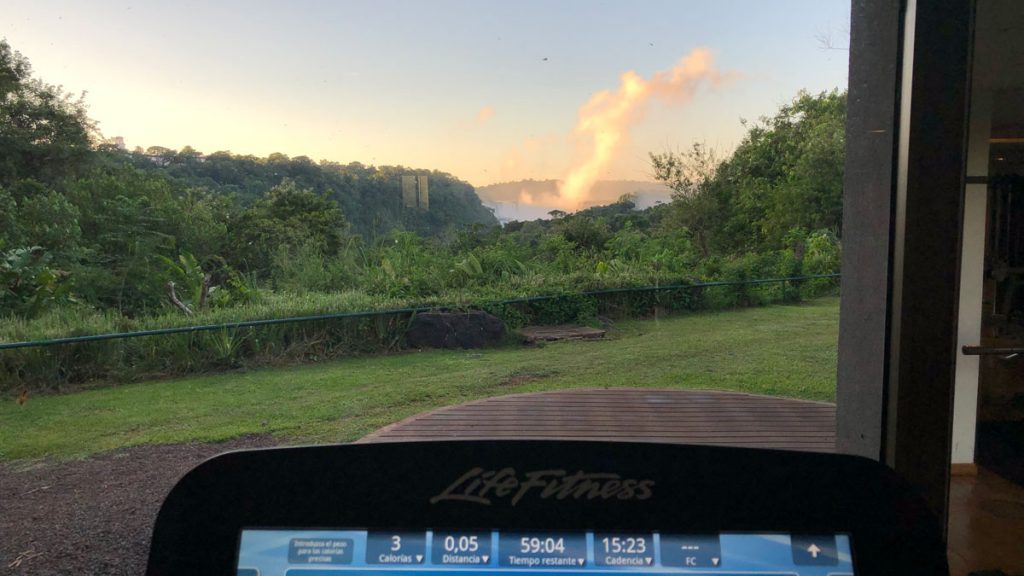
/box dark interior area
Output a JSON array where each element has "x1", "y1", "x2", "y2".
[
  {"x1": 976, "y1": 174, "x2": 1024, "y2": 486},
  {"x1": 973, "y1": 2, "x2": 1024, "y2": 490}
]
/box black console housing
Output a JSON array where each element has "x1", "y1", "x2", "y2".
[{"x1": 146, "y1": 440, "x2": 948, "y2": 576}]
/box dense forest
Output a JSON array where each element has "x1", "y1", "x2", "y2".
[
  {"x1": 1, "y1": 38, "x2": 495, "y2": 319},
  {"x1": 120, "y1": 148, "x2": 497, "y2": 238},
  {"x1": 1, "y1": 38, "x2": 845, "y2": 388}
]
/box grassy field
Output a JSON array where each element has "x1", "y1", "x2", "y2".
[{"x1": 0, "y1": 298, "x2": 839, "y2": 461}]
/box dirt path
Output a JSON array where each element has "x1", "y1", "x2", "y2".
[{"x1": 0, "y1": 436, "x2": 276, "y2": 576}]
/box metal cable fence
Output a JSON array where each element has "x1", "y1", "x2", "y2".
[{"x1": 0, "y1": 274, "x2": 839, "y2": 351}]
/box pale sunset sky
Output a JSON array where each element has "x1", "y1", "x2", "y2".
[{"x1": 1, "y1": 0, "x2": 849, "y2": 189}]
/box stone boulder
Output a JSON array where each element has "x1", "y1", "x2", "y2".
[{"x1": 405, "y1": 311, "x2": 506, "y2": 349}]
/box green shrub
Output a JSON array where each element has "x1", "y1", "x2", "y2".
[{"x1": 0, "y1": 247, "x2": 75, "y2": 319}]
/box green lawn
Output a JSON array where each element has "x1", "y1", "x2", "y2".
[{"x1": 0, "y1": 298, "x2": 839, "y2": 461}]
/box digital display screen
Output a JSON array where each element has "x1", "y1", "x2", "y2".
[{"x1": 236, "y1": 529, "x2": 854, "y2": 576}]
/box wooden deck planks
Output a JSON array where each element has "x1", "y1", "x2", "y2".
[{"x1": 359, "y1": 389, "x2": 836, "y2": 453}]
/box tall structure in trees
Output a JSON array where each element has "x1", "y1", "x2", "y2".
[{"x1": 401, "y1": 175, "x2": 429, "y2": 210}]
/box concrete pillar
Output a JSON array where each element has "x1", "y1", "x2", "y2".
[{"x1": 950, "y1": 84, "x2": 991, "y2": 466}]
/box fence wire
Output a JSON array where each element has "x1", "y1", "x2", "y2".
[{"x1": 0, "y1": 274, "x2": 840, "y2": 351}]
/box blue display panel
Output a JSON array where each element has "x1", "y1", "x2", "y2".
[{"x1": 237, "y1": 530, "x2": 853, "y2": 576}]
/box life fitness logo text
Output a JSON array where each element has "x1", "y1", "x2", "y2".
[{"x1": 430, "y1": 467, "x2": 655, "y2": 506}]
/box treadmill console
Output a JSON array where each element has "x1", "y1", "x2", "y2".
[
  {"x1": 236, "y1": 529, "x2": 853, "y2": 575},
  {"x1": 146, "y1": 441, "x2": 948, "y2": 576}
]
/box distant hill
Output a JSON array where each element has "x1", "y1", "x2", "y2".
[
  {"x1": 476, "y1": 180, "x2": 673, "y2": 222},
  {"x1": 119, "y1": 150, "x2": 498, "y2": 237}
]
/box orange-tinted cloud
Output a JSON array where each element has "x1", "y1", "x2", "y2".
[{"x1": 476, "y1": 105, "x2": 495, "y2": 125}]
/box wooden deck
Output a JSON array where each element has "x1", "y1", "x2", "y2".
[{"x1": 359, "y1": 389, "x2": 836, "y2": 453}]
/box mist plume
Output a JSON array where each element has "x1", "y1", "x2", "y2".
[
  {"x1": 556, "y1": 48, "x2": 723, "y2": 210},
  {"x1": 477, "y1": 105, "x2": 495, "y2": 125}
]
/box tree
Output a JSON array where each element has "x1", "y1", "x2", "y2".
[
  {"x1": 16, "y1": 184, "x2": 81, "y2": 259},
  {"x1": 0, "y1": 186, "x2": 21, "y2": 249},
  {"x1": 0, "y1": 39, "x2": 94, "y2": 187},
  {"x1": 557, "y1": 215, "x2": 611, "y2": 252},
  {"x1": 716, "y1": 90, "x2": 846, "y2": 251},
  {"x1": 229, "y1": 179, "x2": 349, "y2": 274},
  {"x1": 62, "y1": 167, "x2": 181, "y2": 313},
  {"x1": 651, "y1": 143, "x2": 720, "y2": 257},
  {"x1": 0, "y1": 246, "x2": 74, "y2": 318},
  {"x1": 174, "y1": 187, "x2": 233, "y2": 261},
  {"x1": 145, "y1": 146, "x2": 174, "y2": 157},
  {"x1": 653, "y1": 90, "x2": 846, "y2": 256}
]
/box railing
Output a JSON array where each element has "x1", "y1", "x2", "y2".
[
  {"x1": 0, "y1": 273, "x2": 840, "y2": 351},
  {"x1": 961, "y1": 345, "x2": 1023, "y2": 358}
]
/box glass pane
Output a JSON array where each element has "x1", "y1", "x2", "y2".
[{"x1": 0, "y1": 2, "x2": 849, "y2": 573}]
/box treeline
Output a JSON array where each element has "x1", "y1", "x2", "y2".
[
  {"x1": 0, "y1": 39, "x2": 495, "y2": 318},
  {"x1": 119, "y1": 148, "x2": 496, "y2": 238}
]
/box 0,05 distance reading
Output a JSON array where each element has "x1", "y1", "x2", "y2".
[{"x1": 444, "y1": 536, "x2": 480, "y2": 553}]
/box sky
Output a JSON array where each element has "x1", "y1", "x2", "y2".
[{"x1": 1, "y1": 0, "x2": 849, "y2": 197}]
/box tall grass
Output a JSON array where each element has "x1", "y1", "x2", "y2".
[
  {"x1": 0, "y1": 270, "x2": 838, "y2": 395},
  {"x1": 2, "y1": 234, "x2": 841, "y2": 393}
]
